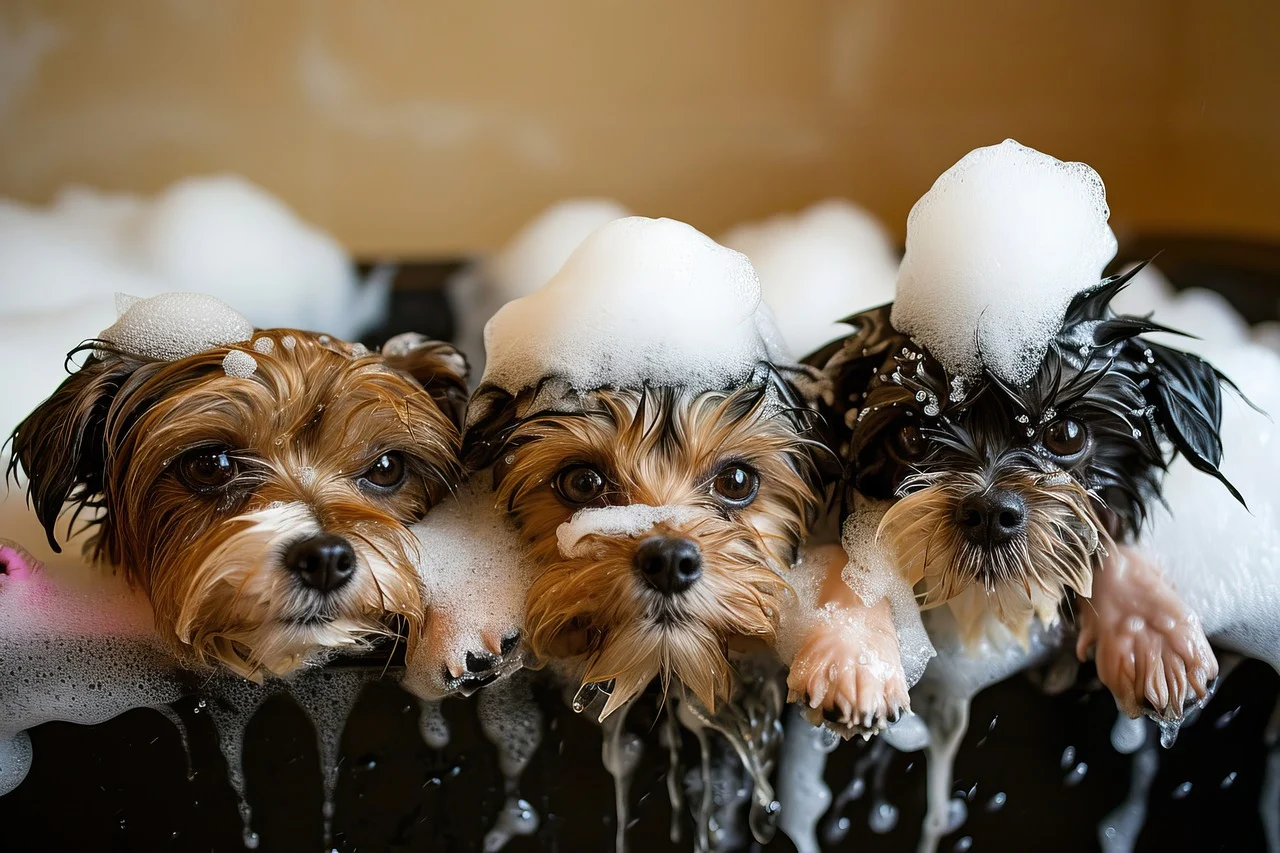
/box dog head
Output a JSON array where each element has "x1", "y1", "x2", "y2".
[
  {"x1": 464, "y1": 372, "x2": 833, "y2": 718},
  {"x1": 811, "y1": 264, "x2": 1241, "y2": 636},
  {"x1": 9, "y1": 329, "x2": 468, "y2": 677}
]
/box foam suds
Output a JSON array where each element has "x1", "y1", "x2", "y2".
[
  {"x1": 477, "y1": 672, "x2": 544, "y2": 852},
  {"x1": 601, "y1": 701, "x2": 644, "y2": 853},
  {"x1": 841, "y1": 501, "x2": 935, "y2": 685},
  {"x1": 776, "y1": 706, "x2": 838, "y2": 853},
  {"x1": 1135, "y1": 340, "x2": 1280, "y2": 672},
  {"x1": 476, "y1": 216, "x2": 787, "y2": 416},
  {"x1": 100, "y1": 291, "x2": 254, "y2": 361},
  {"x1": 722, "y1": 199, "x2": 899, "y2": 359},
  {"x1": 451, "y1": 199, "x2": 630, "y2": 379},
  {"x1": 402, "y1": 479, "x2": 531, "y2": 700},
  {"x1": 908, "y1": 607, "x2": 1064, "y2": 853},
  {"x1": 891, "y1": 139, "x2": 1117, "y2": 385},
  {"x1": 556, "y1": 504, "x2": 701, "y2": 559},
  {"x1": 1098, "y1": 725, "x2": 1157, "y2": 853},
  {"x1": 222, "y1": 349, "x2": 258, "y2": 378}
]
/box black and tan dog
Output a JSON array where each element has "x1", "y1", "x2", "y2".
[{"x1": 809, "y1": 263, "x2": 1244, "y2": 720}]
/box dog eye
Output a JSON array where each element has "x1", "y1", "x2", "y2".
[
  {"x1": 554, "y1": 464, "x2": 607, "y2": 505},
  {"x1": 1043, "y1": 417, "x2": 1088, "y2": 458},
  {"x1": 360, "y1": 452, "x2": 407, "y2": 490},
  {"x1": 712, "y1": 464, "x2": 760, "y2": 506},
  {"x1": 893, "y1": 424, "x2": 926, "y2": 459},
  {"x1": 177, "y1": 448, "x2": 238, "y2": 492}
]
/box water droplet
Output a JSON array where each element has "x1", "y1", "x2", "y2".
[
  {"x1": 868, "y1": 800, "x2": 899, "y2": 834},
  {"x1": 1060, "y1": 745, "x2": 1077, "y2": 768},
  {"x1": 986, "y1": 792, "x2": 1007, "y2": 812},
  {"x1": 1215, "y1": 706, "x2": 1242, "y2": 729},
  {"x1": 954, "y1": 837, "x2": 974, "y2": 852},
  {"x1": 1172, "y1": 781, "x2": 1193, "y2": 799},
  {"x1": 1064, "y1": 762, "x2": 1088, "y2": 786},
  {"x1": 1221, "y1": 772, "x2": 1237, "y2": 789}
]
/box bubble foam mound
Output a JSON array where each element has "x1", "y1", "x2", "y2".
[
  {"x1": 100, "y1": 292, "x2": 254, "y2": 361},
  {"x1": 557, "y1": 504, "x2": 701, "y2": 559},
  {"x1": 890, "y1": 139, "x2": 1118, "y2": 386},
  {"x1": 722, "y1": 199, "x2": 899, "y2": 359},
  {"x1": 479, "y1": 216, "x2": 787, "y2": 401}
]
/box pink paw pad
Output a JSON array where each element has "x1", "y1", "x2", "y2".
[{"x1": 0, "y1": 541, "x2": 41, "y2": 579}]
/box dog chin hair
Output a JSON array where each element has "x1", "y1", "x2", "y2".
[
  {"x1": 163, "y1": 501, "x2": 417, "y2": 678},
  {"x1": 877, "y1": 467, "x2": 1107, "y2": 641}
]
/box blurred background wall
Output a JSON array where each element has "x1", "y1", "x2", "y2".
[{"x1": 1, "y1": 0, "x2": 1276, "y2": 256}]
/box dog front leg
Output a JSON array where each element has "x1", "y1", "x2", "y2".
[
  {"x1": 785, "y1": 544, "x2": 911, "y2": 737},
  {"x1": 1077, "y1": 544, "x2": 1217, "y2": 721}
]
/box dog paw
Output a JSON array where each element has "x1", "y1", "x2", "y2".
[
  {"x1": 787, "y1": 620, "x2": 910, "y2": 738},
  {"x1": 1078, "y1": 548, "x2": 1217, "y2": 721}
]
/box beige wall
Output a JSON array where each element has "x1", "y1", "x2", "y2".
[{"x1": 1, "y1": 0, "x2": 1277, "y2": 256}]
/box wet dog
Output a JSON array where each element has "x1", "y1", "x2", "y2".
[
  {"x1": 464, "y1": 373, "x2": 839, "y2": 720},
  {"x1": 10, "y1": 329, "x2": 468, "y2": 678},
  {"x1": 810, "y1": 264, "x2": 1242, "y2": 719}
]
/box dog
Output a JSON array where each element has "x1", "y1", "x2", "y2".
[
  {"x1": 9, "y1": 324, "x2": 468, "y2": 679},
  {"x1": 809, "y1": 263, "x2": 1242, "y2": 720},
  {"x1": 463, "y1": 372, "x2": 841, "y2": 721}
]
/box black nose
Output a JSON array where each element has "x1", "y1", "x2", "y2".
[
  {"x1": 957, "y1": 490, "x2": 1027, "y2": 546},
  {"x1": 633, "y1": 536, "x2": 703, "y2": 595},
  {"x1": 285, "y1": 534, "x2": 357, "y2": 592}
]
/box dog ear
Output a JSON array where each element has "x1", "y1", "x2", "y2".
[
  {"x1": 381, "y1": 336, "x2": 471, "y2": 430},
  {"x1": 1141, "y1": 340, "x2": 1245, "y2": 506},
  {"x1": 7, "y1": 352, "x2": 143, "y2": 552}
]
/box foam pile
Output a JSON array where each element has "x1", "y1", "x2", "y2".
[
  {"x1": 0, "y1": 175, "x2": 385, "y2": 438},
  {"x1": 450, "y1": 199, "x2": 630, "y2": 379},
  {"x1": 722, "y1": 199, "x2": 899, "y2": 358},
  {"x1": 891, "y1": 139, "x2": 1118, "y2": 386},
  {"x1": 476, "y1": 216, "x2": 787, "y2": 409},
  {"x1": 100, "y1": 293, "x2": 254, "y2": 361},
  {"x1": 557, "y1": 505, "x2": 701, "y2": 559},
  {"x1": 402, "y1": 480, "x2": 531, "y2": 699}
]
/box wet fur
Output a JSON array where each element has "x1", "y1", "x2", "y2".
[
  {"x1": 9, "y1": 330, "x2": 468, "y2": 677},
  {"x1": 472, "y1": 382, "x2": 831, "y2": 718}
]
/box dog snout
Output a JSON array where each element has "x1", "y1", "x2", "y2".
[
  {"x1": 957, "y1": 489, "x2": 1027, "y2": 546},
  {"x1": 633, "y1": 536, "x2": 703, "y2": 595},
  {"x1": 285, "y1": 533, "x2": 357, "y2": 592}
]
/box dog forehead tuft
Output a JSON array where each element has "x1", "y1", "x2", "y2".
[
  {"x1": 891, "y1": 139, "x2": 1117, "y2": 387},
  {"x1": 100, "y1": 291, "x2": 253, "y2": 361}
]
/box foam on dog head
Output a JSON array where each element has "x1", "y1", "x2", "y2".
[
  {"x1": 891, "y1": 139, "x2": 1117, "y2": 386},
  {"x1": 556, "y1": 504, "x2": 702, "y2": 559},
  {"x1": 722, "y1": 199, "x2": 899, "y2": 358},
  {"x1": 478, "y1": 217, "x2": 785, "y2": 406},
  {"x1": 100, "y1": 291, "x2": 253, "y2": 361}
]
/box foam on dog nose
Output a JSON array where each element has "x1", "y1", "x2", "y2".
[
  {"x1": 891, "y1": 139, "x2": 1117, "y2": 386},
  {"x1": 478, "y1": 216, "x2": 785, "y2": 407},
  {"x1": 722, "y1": 199, "x2": 899, "y2": 358},
  {"x1": 556, "y1": 504, "x2": 702, "y2": 559},
  {"x1": 100, "y1": 292, "x2": 253, "y2": 361}
]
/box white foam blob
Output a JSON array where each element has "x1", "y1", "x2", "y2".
[
  {"x1": 1135, "y1": 339, "x2": 1280, "y2": 672},
  {"x1": 556, "y1": 504, "x2": 701, "y2": 559},
  {"x1": 402, "y1": 479, "x2": 531, "y2": 700},
  {"x1": 476, "y1": 672, "x2": 544, "y2": 851},
  {"x1": 0, "y1": 177, "x2": 386, "y2": 342},
  {"x1": 222, "y1": 349, "x2": 258, "y2": 378},
  {"x1": 841, "y1": 502, "x2": 935, "y2": 686},
  {"x1": 721, "y1": 199, "x2": 899, "y2": 358},
  {"x1": 891, "y1": 139, "x2": 1118, "y2": 385},
  {"x1": 776, "y1": 706, "x2": 837, "y2": 853},
  {"x1": 100, "y1": 292, "x2": 253, "y2": 361},
  {"x1": 1254, "y1": 321, "x2": 1280, "y2": 355},
  {"x1": 451, "y1": 199, "x2": 630, "y2": 379},
  {"x1": 477, "y1": 217, "x2": 787, "y2": 408}
]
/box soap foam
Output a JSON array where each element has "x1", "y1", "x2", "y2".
[
  {"x1": 222, "y1": 349, "x2": 258, "y2": 378},
  {"x1": 1136, "y1": 339, "x2": 1280, "y2": 672},
  {"x1": 477, "y1": 217, "x2": 787, "y2": 408},
  {"x1": 100, "y1": 292, "x2": 254, "y2": 362},
  {"x1": 451, "y1": 199, "x2": 630, "y2": 380},
  {"x1": 402, "y1": 479, "x2": 531, "y2": 699},
  {"x1": 891, "y1": 139, "x2": 1117, "y2": 385},
  {"x1": 722, "y1": 199, "x2": 899, "y2": 359},
  {"x1": 556, "y1": 504, "x2": 701, "y2": 559}
]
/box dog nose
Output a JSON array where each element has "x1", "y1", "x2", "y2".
[
  {"x1": 633, "y1": 536, "x2": 703, "y2": 594},
  {"x1": 285, "y1": 534, "x2": 357, "y2": 592},
  {"x1": 957, "y1": 490, "x2": 1027, "y2": 546}
]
